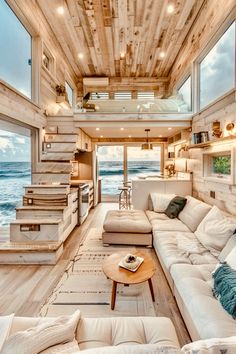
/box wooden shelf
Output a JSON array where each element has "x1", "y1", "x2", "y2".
[{"x1": 188, "y1": 135, "x2": 236, "y2": 149}]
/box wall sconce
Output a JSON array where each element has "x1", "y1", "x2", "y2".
[
  {"x1": 212, "y1": 120, "x2": 222, "y2": 138},
  {"x1": 46, "y1": 143, "x2": 51, "y2": 149},
  {"x1": 226, "y1": 122, "x2": 235, "y2": 135}
]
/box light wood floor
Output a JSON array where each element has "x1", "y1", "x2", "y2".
[{"x1": 0, "y1": 203, "x2": 191, "y2": 346}]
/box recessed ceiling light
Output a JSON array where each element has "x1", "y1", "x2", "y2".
[
  {"x1": 128, "y1": 135, "x2": 132, "y2": 138},
  {"x1": 167, "y1": 4, "x2": 175, "y2": 14},
  {"x1": 120, "y1": 128, "x2": 124, "y2": 131},
  {"x1": 100, "y1": 135, "x2": 103, "y2": 138},
  {"x1": 96, "y1": 127, "x2": 100, "y2": 131},
  {"x1": 78, "y1": 53, "x2": 84, "y2": 59},
  {"x1": 168, "y1": 127, "x2": 172, "y2": 130},
  {"x1": 160, "y1": 51, "x2": 165, "y2": 58},
  {"x1": 120, "y1": 52, "x2": 125, "y2": 58},
  {"x1": 57, "y1": 6, "x2": 64, "y2": 15},
  {"x1": 159, "y1": 135, "x2": 163, "y2": 138}
]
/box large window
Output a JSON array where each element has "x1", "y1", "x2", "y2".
[
  {"x1": 0, "y1": 1, "x2": 32, "y2": 98},
  {"x1": 178, "y1": 76, "x2": 192, "y2": 112},
  {"x1": 200, "y1": 21, "x2": 235, "y2": 109},
  {"x1": 0, "y1": 125, "x2": 31, "y2": 229},
  {"x1": 65, "y1": 81, "x2": 73, "y2": 107}
]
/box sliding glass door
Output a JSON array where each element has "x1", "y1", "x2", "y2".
[
  {"x1": 97, "y1": 145, "x2": 124, "y2": 200},
  {"x1": 127, "y1": 146, "x2": 161, "y2": 180}
]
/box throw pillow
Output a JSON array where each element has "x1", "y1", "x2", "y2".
[
  {"x1": 178, "y1": 196, "x2": 211, "y2": 232},
  {"x1": 218, "y1": 234, "x2": 236, "y2": 262},
  {"x1": 39, "y1": 339, "x2": 80, "y2": 353},
  {"x1": 150, "y1": 193, "x2": 176, "y2": 213},
  {"x1": 165, "y1": 196, "x2": 187, "y2": 219},
  {"x1": 182, "y1": 336, "x2": 236, "y2": 354},
  {"x1": 212, "y1": 263, "x2": 236, "y2": 319},
  {"x1": 195, "y1": 206, "x2": 236, "y2": 256},
  {"x1": 1, "y1": 310, "x2": 81, "y2": 354}
]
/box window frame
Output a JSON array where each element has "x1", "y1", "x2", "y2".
[
  {"x1": 0, "y1": 1, "x2": 40, "y2": 104},
  {"x1": 65, "y1": 80, "x2": 74, "y2": 108},
  {"x1": 195, "y1": 18, "x2": 236, "y2": 112}
]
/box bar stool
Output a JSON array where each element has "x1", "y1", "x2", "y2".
[
  {"x1": 118, "y1": 186, "x2": 130, "y2": 210},
  {"x1": 123, "y1": 181, "x2": 132, "y2": 209}
]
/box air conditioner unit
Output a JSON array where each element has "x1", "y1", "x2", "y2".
[{"x1": 83, "y1": 77, "x2": 109, "y2": 86}]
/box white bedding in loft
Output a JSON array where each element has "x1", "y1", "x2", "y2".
[{"x1": 89, "y1": 94, "x2": 189, "y2": 113}]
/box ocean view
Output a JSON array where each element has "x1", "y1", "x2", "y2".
[
  {"x1": 99, "y1": 160, "x2": 160, "y2": 195},
  {"x1": 0, "y1": 162, "x2": 31, "y2": 227}
]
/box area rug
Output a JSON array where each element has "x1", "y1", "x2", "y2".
[{"x1": 40, "y1": 228, "x2": 156, "y2": 318}]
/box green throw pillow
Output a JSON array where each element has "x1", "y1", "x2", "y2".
[
  {"x1": 165, "y1": 196, "x2": 187, "y2": 219},
  {"x1": 213, "y1": 263, "x2": 236, "y2": 319}
]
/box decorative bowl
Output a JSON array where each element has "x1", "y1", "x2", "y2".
[{"x1": 122, "y1": 254, "x2": 140, "y2": 270}]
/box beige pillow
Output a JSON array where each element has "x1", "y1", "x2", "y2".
[
  {"x1": 39, "y1": 339, "x2": 80, "y2": 353},
  {"x1": 150, "y1": 193, "x2": 176, "y2": 213},
  {"x1": 218, "y1": 234, "x2": 236, "y2": 262},
  {"x1": 178, "y1": 196, "x2": 211, "y2": 232},
  {"x1": 195, "y1": 206, "x2": 236, "y2": 256},
  {"x1": 182, "y1": 336, "x2": 236, "y2": 354},
  {"x1": 2, "y1": 310, "x2": 81, "y2": 354}
]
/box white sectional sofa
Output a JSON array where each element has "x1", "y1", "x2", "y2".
[{"x1": 146, "y1": 195, "x2": 236, "y2": 341}]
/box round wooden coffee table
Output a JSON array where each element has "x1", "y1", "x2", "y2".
[{"x1": 102, "y1": 251, "x2": 156, "y2": 310}]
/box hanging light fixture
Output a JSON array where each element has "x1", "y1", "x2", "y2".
[{"x1": 141, "y1": 129, "x2": 153, "y2": 150}]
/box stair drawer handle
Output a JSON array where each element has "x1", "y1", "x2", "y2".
[
  {"x1": 72, "y1": 208, "x2": 78, "y2": 214},
  {"x1": 20, "y1": 224, "x2": 40, "y2": 232},
  {"x1": 73, "y1": 198, "x2": 78, "y2": 203}
]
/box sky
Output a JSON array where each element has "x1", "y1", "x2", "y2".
[
  {"x1": 97, "y1": 146, "x2": 160, "y2": 162},
  {"x1": 0, "y1": 0, "x2": 31, "y2": 98},
  {"x1": 200, "y1": 22, "x2": 235, "y2": 108},
  {"x1": 0, "y1": 130, "x2": 31, "y2": 162}
]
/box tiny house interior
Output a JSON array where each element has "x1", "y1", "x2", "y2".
[{"x1": 0, "y1": 0, "x2": 236, "y2": 352}]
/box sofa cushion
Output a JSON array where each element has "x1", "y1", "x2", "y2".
[
  {"x1": 170, "y1": 264, "x2": 236, "y2": 339},
  {"x1": 150, "y1": 193, "x2": 176, "y2": 213},
  {"x1": 219, "y1": 235, "x2": 236, "y2": 262},
  {"x1": 76, "y1": 317, "x2": 179, "y2": 351},
  {"x1": 195, "y1": 206, "x2": 236, "y2": 256},
  {"x1": 1, "y1": 310, "x2": 81, "y2": 354},
  {"x1": 80, "y1": 344, "x2": 181, "y2": 353},
  {"x1": 182, "y1": 336, "x2": 236, "y2": 354},
  {"x1": 153, "y1": 231, "x2": 217, "y2": 271},
  {"x1": 103, "y1": 210, "x2": 152, "y2": 233},
  {"x1": 146, "y1": 211, "x2": 190, "y2": 233},
  {"x1": 178, "y1": 196, "x2": 211, "y2": 232},
  {"x1": 165, "y1": 196, "x2": 187, "y2": 219}
]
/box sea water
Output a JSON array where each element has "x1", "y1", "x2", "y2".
[
  {"x1": 99, "y1": 160, "x2": 160, "y2": 195},
  {"x1": 0, "y1": 162, "x2": 31, "y2": 227}
]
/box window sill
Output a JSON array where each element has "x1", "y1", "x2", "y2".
[
  {"x1": 0, "y1": 79, "x2": 41, "y2": 110},
  {"x1": 204, "y1": 176, "x2": 233, "y2": 185}
]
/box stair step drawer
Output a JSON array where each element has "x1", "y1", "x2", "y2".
[
  {"x1": 10, "y1": 221, "x2": 63, "y2": 242},
  {"x1": 32, "y1": 173, "x2": 70, "y2": 185}
]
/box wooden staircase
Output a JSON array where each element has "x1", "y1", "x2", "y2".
[{"x1": 0, "y1": 123, "x2": 80, "y2": 264}]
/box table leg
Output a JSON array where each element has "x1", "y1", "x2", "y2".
[
  {"x1": 111, "y1": 281, "x2": 117, "y2": 310},
  {"x1": 148, "y1": 278, "x2": 155, "y2": 302}
]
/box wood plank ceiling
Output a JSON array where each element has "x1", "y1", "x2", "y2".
[{"x1": 37, "y1": 0, "x2": 204, "y2": 78}]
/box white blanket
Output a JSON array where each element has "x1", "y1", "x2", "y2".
[{"x1": 0, "y1": 314, "x2": 14, "y2": 352}]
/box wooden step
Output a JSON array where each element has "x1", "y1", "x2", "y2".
[
  {"x1": 43, "y1": 142, "x2": 76, "y2": 152},
  {"x1": 24, "y1": 185, "x2": 70, "y2": 195},
  {"x1": 10, "y1": 218, "x2": 63, "y2": 243},
  {"x1": 23, "y1": 194, "x2": 68, "y2": 207},
  {"x1": 0, "y1": 242, "x2": 63, "y2": 264},
  {"x1": 41, "y1": 152, "x2": 75, "y2": 161},
  {"x1": 35, "y1": 162, "x2": 72, "y2": 173},
  {"x1": 32, "y1": 172, "x2": 70, "y2": 185},
  {"x1": 16, "y1": 205, "x2": 69, "y2": 221},
  {"x1": 45, "y1": 134, "x2": 78, "y2": 143}
]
